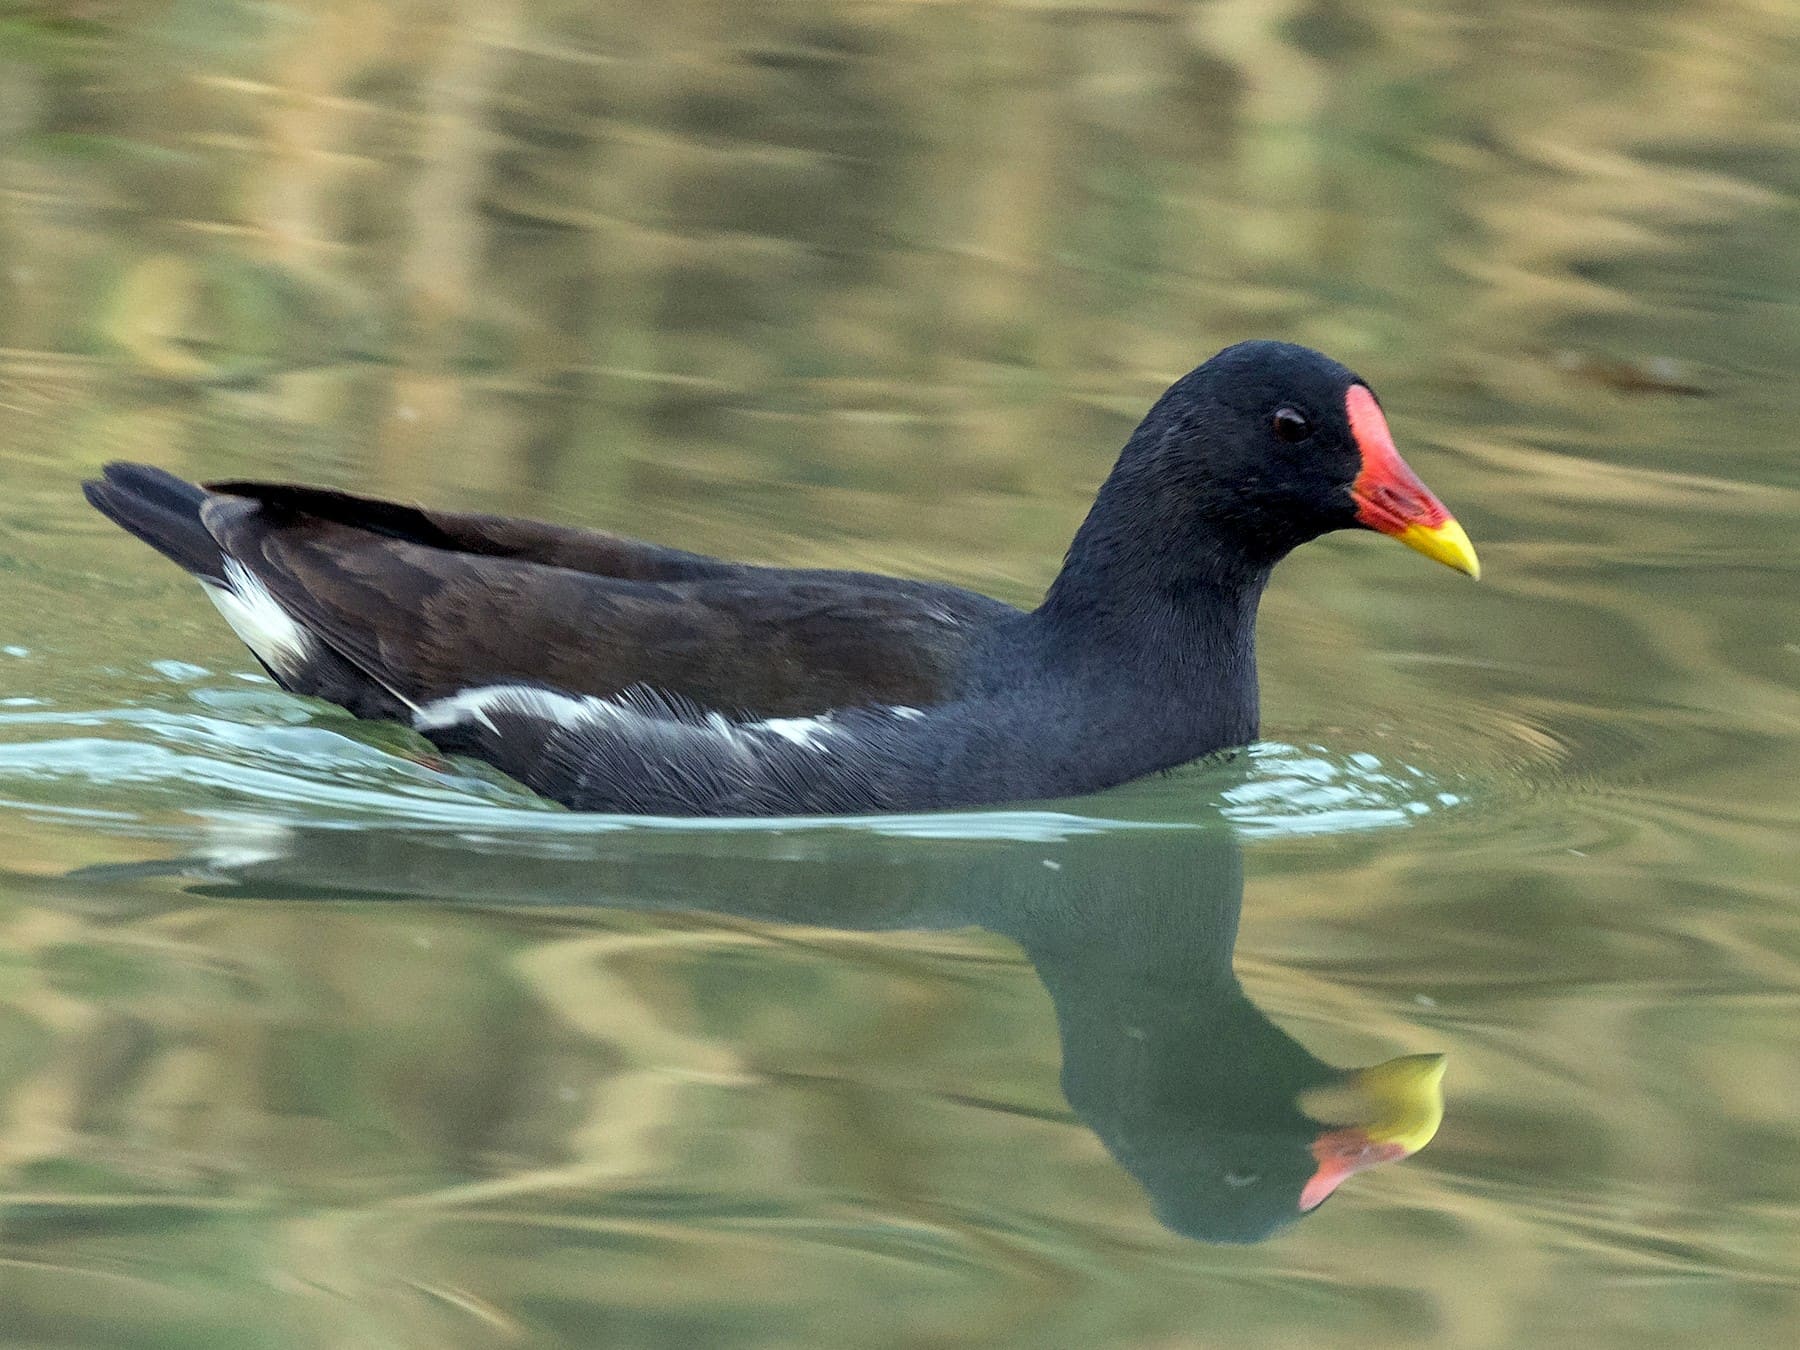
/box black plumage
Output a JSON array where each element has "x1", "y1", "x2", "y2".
[{"x1": 83, "y1": 340, "x2": 1475, "y2": 816}]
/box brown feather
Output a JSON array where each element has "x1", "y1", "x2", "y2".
[{"x1": 199, "y1": 486, "x2": 1010, "y2": 718}]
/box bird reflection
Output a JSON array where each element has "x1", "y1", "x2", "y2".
[{"x1": 90, "y1": 804, "x2": 1444, "y2": 1244}]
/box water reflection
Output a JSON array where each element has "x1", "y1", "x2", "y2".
[{"x1": 93, "y1": 806, "x2": 1446, "y2": 1245}]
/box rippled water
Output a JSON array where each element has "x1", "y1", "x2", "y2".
[{"x1": 3, "y1": 2, "x2": 1799, "y2": 1346}]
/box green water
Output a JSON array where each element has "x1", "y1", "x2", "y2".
[{"x1": 3, "y1": 1, "x2": 1799, "y2": 1345}]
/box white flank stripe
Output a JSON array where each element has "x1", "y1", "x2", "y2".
[
  {"x1": 414, "y1": 685, "x2": 616, "y2": 734},
  {"x1": 416, "y1": 684, "x2": 921, "y2": 758},
  {"x1": 756, "y1": 716, "x2": 838, "y2": 751}
]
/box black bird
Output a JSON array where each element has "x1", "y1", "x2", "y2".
[
  {"x1": 84, "y1": 805, "x2": 1447, "y2": 1244},
  {"x1": 84, "y1": 340, "x2": 1479, "y2": 816}
]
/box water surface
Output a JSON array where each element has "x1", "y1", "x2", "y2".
[{"x1": 2, "y1": 2, "x2": 1798, "y2": 1346}]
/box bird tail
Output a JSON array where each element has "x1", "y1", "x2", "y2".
[{"x1": 82, "y1": 461, "x2": 225, "y2": 581}]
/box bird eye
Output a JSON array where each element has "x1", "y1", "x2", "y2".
[{"x1": 1271, "y1": 408, "x2": 1311, "y2": 443}]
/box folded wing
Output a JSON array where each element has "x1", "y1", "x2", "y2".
[{"x1": 91, "y1": 465, "x2": 1009, "y2": 724}]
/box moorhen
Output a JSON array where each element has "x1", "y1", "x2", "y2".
[{"x1": 84, "y1": 340, "x2": 1478, "y2": 816}]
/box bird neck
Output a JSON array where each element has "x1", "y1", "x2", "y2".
[{"x1": 1032, "y1": 468, "x2": 1274, "y2": 754}]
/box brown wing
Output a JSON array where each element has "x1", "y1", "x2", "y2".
[
  {"x1": 203, "y1": 480, "x2": 741, "y2": 582},
  {"x1": 200, "y1": 485, "x2": 1012, "y2": 719}
]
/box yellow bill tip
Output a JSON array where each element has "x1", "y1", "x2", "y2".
[{"x1": 1394, "y1": 518, "x2": 1481, "y2": 580}]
